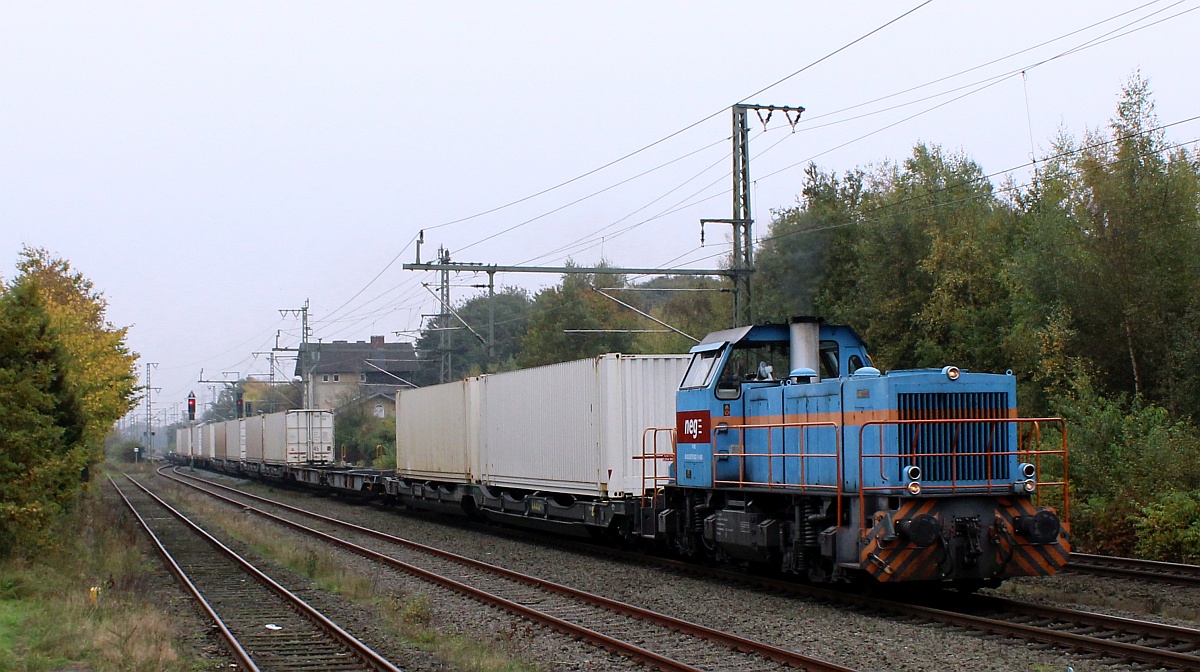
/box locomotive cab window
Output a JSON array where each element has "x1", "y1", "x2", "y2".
[
  {"x1": 819, "y1": 341, "x2": 839, "y2": 379},
  {"x1": 680, "y1": 349, "x2": 723, "y2": 389}
]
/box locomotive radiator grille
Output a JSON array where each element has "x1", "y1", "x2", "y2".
[{"x1": 897, "y1": 392, "x2": 1011, "y2": 482}]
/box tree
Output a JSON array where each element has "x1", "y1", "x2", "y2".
[
  {"x1": 518, "y1": 264, "x2": 641, "y2": 368},
  {"x1": 755, "y1": 164, "x2": 863, "y2": 323},
  {"x1": 333, "y1": 402, "x2": 395, "y2": 467},
  {"x1": 806, "y1": 144, "x2": 1011, "y2": 372},
  {"x1": 1009, "y1": 74, "x2": 1200, "y2": 415},
  {"x1": 242, "y1": 377, "x2": 302, "y2": 415},
  {"x1": 202, "y1": 382, "x2": 246, "y2": 422},
  {"x1": 0, "y1": 281, "x2": 89, "y2": 555},
  {"x1": 412, "y1": 287, "x2": 531, "y2": 385},
  {"x1": 14, "y1": 248, "x2": 139, "y2": 458},
  {"x1": 629, "y1": 275, "x2": 732, "y2": 354}
]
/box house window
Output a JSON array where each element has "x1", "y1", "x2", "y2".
[
  {"x1": 374, "y1": 403, "x2": 385, "y2": 419},
  {"x1": 322, "y1": 374, "x2": 329, "y2": 382},
  {"x1": 359, "y1": 373, "x2": 367, "y2": 382},
  {"x1": 333, "y1": 374, "x2": 340, "y2": 382}
]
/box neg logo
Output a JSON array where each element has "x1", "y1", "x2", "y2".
[{"x1": 683, "y1": 416, "x2": 704, "y2": 440}]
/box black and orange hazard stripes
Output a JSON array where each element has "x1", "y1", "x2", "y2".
[
  {"x1": 855, "y1": 498, "x2": 1070, "y2": 582},
  {"x1": 993, "y1": 497, "x2": 1071, "y2": 578}
]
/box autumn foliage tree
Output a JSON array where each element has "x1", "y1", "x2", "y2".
[{"x1": 0, "y1": 248, "x2": 138, "y2": 556}]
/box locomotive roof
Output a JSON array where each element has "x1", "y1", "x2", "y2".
[{"x1": 696, "y1": 321, "x2": 866, "y2": 350}]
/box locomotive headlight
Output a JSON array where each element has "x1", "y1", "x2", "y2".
[
  {"x1": 1018, "y1": 462, "x2": 1036, "y2": 479},
  {"x1": 903, "y1": 465, "x2": 922, "y2": 481},
  {"x1": 906, "y1": 480, "x2": 922, "y2": 495},
  {"x1": 1013, "y1": 479, "x2": 1036, "y2": 494},
  {"x1": 941, "y1": 365, "x2": 961, "y2": 381}
]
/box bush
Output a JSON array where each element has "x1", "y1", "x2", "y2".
[
  {"x1": 1133, "y1": 491, "x2": 1200, "y2": 563},
  {"x1": 1050, "y1": 374, "x2": 1200, "y2": 552}
]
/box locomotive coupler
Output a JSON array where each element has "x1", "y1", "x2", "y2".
[{"x1": 954, "y1": 516, "x2": 984, "y2": 566}]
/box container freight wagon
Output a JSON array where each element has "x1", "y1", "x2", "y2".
[
  {"x1": 200, "y1": 423, "x2": 217, "y2": 460},
  {"x1": 396, "y1": 378, "x2": 480, "y2": 484},
  {"x1": 223, "y1": 419, "x2": 246, "y2": 462},
  {"x1": 245, "y1": 415, "x2": 265, "y2": 462},
  {"x1": 479, "y1": 354, "x2": 690, "y2": 498},
  {"x1": 394, "y1": 354, "x2": 691, "y2": 504},
  {"x1": 262, "y1": 410, "x2": 334, "y2": 465},
  {"x1": 213, "y1": 421, "x2": 228, "y2": 460},
  {"x1": 174, "y1": 426, "x2": 192, "y2": 458}
]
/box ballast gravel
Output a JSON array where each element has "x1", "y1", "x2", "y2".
[{"x1": 158, "y1": 471, "x2": 1155, "y2": 672}]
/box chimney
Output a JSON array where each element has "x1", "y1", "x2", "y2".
[
  {"x1": 789, "y1": 316, "x2": 820, "y2": 380},
  {"x1": 370, "y1": 335, "x2": 385, "y2": 348}
]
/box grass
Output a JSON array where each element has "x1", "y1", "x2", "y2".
[
  {"x1": 156, "y1": 475, "x2": 541, "y2": 672},
  {"x1": 0, "y1": 463, "x2": 222, "y2": 672}
]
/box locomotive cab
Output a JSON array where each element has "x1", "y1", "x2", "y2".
[{"x1": 667, "y1": 317, "x2": 1070, "y2": 587}]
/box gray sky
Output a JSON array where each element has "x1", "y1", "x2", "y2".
[{"x1": 2, "y1": 1, "x2": 1197, "y2": 421}]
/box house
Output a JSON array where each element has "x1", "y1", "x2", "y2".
[
  {"x1": 335, "y1": 390, "x2": 396, "y2": 420},
  {"x1": 296, "y1": 335, "x2": 418, "y2": 412}
]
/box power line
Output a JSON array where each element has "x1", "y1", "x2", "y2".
[
  {"x1": 499, "y1": 2, "x2": 1200, "y2": 274},
  {"x1": 312, "y1": 2, "x2": 1196, "y2": 343},
  {"x1": 756, "y1": 126, "x2": 1200, "y2": 247}
]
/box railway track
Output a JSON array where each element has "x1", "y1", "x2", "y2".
[
  {"x1": 639, "y1": 557, "x2": 1200, "y2": 671},
  {"x1": 111, "y1": 474, "x2": 401, "y2": 672},
  {"x1": 1068, "y1": 552, "x2": 1200, "y2": 585},
  {"x1": 167, "y1": 467, "x2": 1200, "y2": 671},
  {"x1": 158, "y1": 467, "x2": 857, "y2": 672}
]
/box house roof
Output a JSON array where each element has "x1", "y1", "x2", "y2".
[
  {"x1": 333, "y1": 389, "x2": 400, "y2": 413},
  {"x1": 295, "y1": 337, "x2": 418, "y2": 378}
]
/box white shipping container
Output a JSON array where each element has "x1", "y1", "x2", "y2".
[
  {"x1": 201, "y1": 423, "x2": 217, "y2": 459},
  {"x1": 175, "y1": 427, "x2": 190, "y2": 457},
  {"x1": 214, "y1": 422, "x2": 228, "y2": 460},
  {"x1": 263, "y1": 410, "x2": 334, "y2": 464},
  {"x1": 479, "y1": 354, "x2": 690, "y2": 498},
  {"x1": 224, "y1": 419, "x2": 246, "y2": 461},
  {"x1": 245, "y1": 415, "x2": 265, "y2": 462},
  {"x1": 396, "y1": 378, "x2": 480, "y2": 483}
]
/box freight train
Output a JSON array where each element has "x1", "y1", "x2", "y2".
[{"x1": 173, "y1": 317, "x2": 1070, "y2": 590}]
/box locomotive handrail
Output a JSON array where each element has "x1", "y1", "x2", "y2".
[
  {"x1": 638, "y1": 427, "x2": 678, "y2": 508},
  {"x1": 706, "y1": 420, "x2": 844, "y2": 524},
  {"x1": 638, "y1": 421, "x2": 844, "y2": 522},
  {"x1": 857, "y1": 417, "x2": 1069, "y2": 529}
]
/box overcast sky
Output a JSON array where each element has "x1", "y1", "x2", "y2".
[{"x1": 2, "y1": 1, "x2": 1198, "y2": 422}]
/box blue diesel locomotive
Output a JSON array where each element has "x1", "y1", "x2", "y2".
[{"x1": 652, "y1": 317, "x2": 1069, "y2": 587}]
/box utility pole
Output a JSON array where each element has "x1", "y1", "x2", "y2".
[
  {"x1": 407, "y1": 105, "x2": 801, "y2": 335},
  {"x1": 707, "y1": 103, "x2": 805, "y2": 326},
  {"x1": 142, "y1": 362, "x2": 160, "y2": 461},
  {"x1": 437, "y1": 246, "x2": 452, "y2": 383},
  {"x1": 278, "y1": 300, "x2": 312, "y2": 406},
  {"x1": 198, "y1": 370, "x2": 240, "y2": 419}
]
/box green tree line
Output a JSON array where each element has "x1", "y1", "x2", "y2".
[{"x1": 0, "y1": 248, "x2": 139, "y2": 557}]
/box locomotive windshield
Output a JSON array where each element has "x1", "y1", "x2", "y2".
[{"x1": 680, "y1": 349, "x2": 722, "y2": 389}]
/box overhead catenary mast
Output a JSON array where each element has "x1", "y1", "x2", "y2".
[{"x1": 405, "y1": 103, "x2": 804, "y2": 374}]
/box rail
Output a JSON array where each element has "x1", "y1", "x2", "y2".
[{"x1": 163, "y1": 466, "x2": 861, "y2": 672}]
